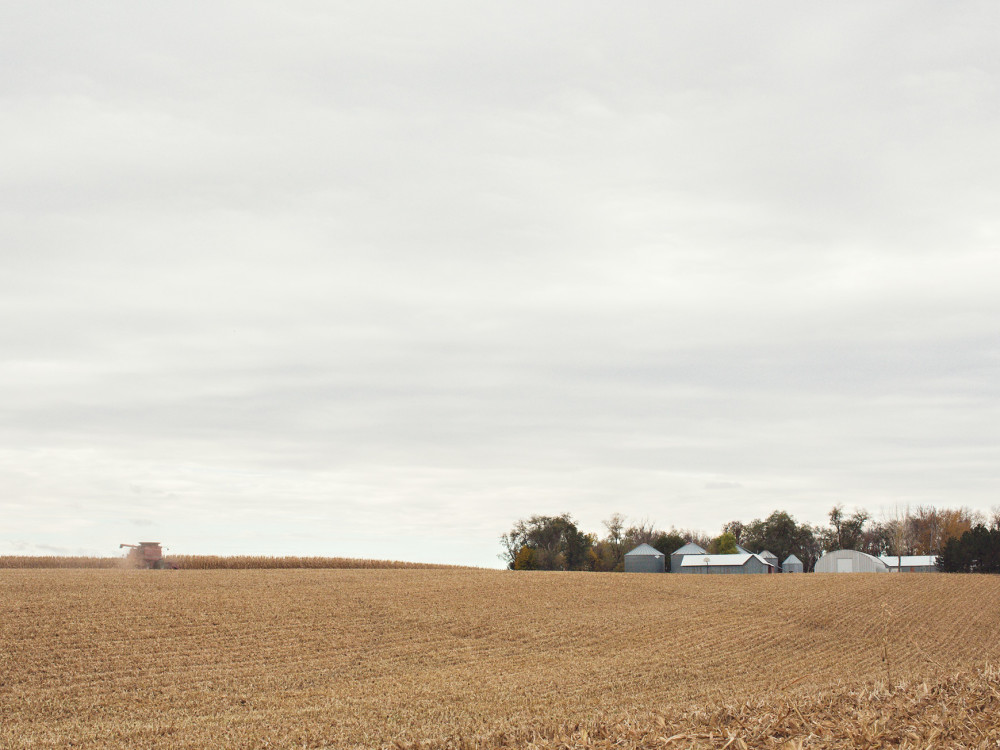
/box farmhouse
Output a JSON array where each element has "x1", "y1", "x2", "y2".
[
  {"x1": 676, "y1": 553, "x2": 773, "y2": 575},
  {"x1": 879, "y1": 555, "x2": 938, "y2": 573},
  {"x1": 814, "y1": 549, "x2": 889, "y2": 573},
  {"x1": 624, "y1": 543, "x2": 665, "y2": 573},
  {"x1": 782, "y1": 554, "x2": 804, "y2": 573},
  {"x1": 670, "y1": 541, "x2": 707, "y2": 573}
]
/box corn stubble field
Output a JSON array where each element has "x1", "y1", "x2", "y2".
[
  {"x1": 0, "y1": 555, "x2": 463, "y2": 570},
  {"x1": 2, "y1": 570, "x2": 999, "y2": 749}
]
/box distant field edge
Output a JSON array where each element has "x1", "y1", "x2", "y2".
[{"x1": 0, "y1": 555, "x2": 472, "y2": 570}]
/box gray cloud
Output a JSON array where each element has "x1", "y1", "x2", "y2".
[{"x1": 2, "y1": 2, "x2": 998, "y2": 566}]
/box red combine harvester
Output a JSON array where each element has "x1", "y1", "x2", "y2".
[{"x1": 120, "y1": 542, "x2": 177, "y2": 569}]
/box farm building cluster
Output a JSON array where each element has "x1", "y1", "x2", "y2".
[{"x1": 624, "y1": 542, "x2": 937, "y2": 574}]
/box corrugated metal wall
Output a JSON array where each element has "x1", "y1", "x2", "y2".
[
  {"x1": 676, "y1": 558, "x2": 770, "y2": 575},
  {"x1": 624, "y1": 555, "x2": 665, "y2": 573},
  {"x1": 814, "y1": 549, "x2": 888, "y2": 573},
  {"x1": 669, "y1": 553, "x2": 684, "y2": 573}
]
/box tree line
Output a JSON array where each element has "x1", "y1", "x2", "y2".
[
  {"x1": 938, "y1": 525, "x2": 1000, "y2": 573},
  {"x1": 500, "y1": 504, "x2": 1000, "y2": 572}
]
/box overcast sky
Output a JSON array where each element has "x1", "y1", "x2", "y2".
[{"x1": 2, "y1": 2, "x2": 998, "y2": 567}]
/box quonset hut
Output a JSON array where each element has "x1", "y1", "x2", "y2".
[
  {"x1": 676, "y1": 553, "x2": 772, "y2": 575},
  {"x1": 814, "y1": 549, "x2": 889, "y2": 573},
  {"x1": 624, "y1": 543, "x2": 665, "y2": 573},
  {"x1": 782, "y1": 554, "x2": 804, "y2": 573},
  {"x1": 670, "y1": 542, "x2": 707, "y2": 573}
]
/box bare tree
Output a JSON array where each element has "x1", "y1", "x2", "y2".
[
  {"x1": 883, "y1": 504, "x2": 913, "y2": 569},
  {"x1": 911, "y1": 506, "x2": 941, "y2": 555},
  {"x1": 827, "y1": 505, "x2": 869, "y2": 550},
  {"x1": 623, "y1": 518, "x2": 658, "y2": 548},
  {"x1": 602, "y1": 513, "x2": 626, "y2": 569},
  {"x1": 603, "y1": 513, "x2": 625, "y2": 547}
]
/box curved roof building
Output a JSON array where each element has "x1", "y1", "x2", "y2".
[{"x1": 814, "y1": 549, "x2": 889, "y2": 573}]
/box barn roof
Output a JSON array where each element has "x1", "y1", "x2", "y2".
[
  {"x1": 680, "y1": 553, "x2": 757, "y2": 567},
  {"x1": 625, "y1": 543, "x2": 664, "y2": 557},
  {"x1": 783, "y1": 554, "x2": 802, "y2": 565},
  {"x1": 879, "y1": 555, "x2": 937, "y2": 567},
  {"x1": 735, "y1": 544, "x2": 752, "y2": 555},
  {"x1": 672, "y1": 542, "x2": 707, "y2": 555}
]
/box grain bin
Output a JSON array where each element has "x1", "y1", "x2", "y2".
[
  {"x1": 669, "y1": 542, "x2": 707, "y2": 573},
  {"x1": 759, "y1": 550, "x2": 779, "y2": 571},
  {"x1": 624, "y1": 543, "x2": 665, "y2": 573},
  {"x1": 782, "y1": 554, "x2": 804, "y2": 573}
]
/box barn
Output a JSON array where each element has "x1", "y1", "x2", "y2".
[
  {"x1": 814, "y1": 549, "x2": 889, "y2": 573},
  {"x1": 676, "y1": 553, "x2": 772, "y2": 575},
  {"x1": 782, "y1": 554, "x2": 804, "y2": 573},
  {"x1": 879, "y1": 555, "x2": 938, "y2": 573},
  {"x1": 624, "y1": 543, "x2": 665, "y2": 573}
]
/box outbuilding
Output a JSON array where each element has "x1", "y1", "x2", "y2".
[
  {"x1": 782, "y1": 554, "x2": 804, "y2": 573},
  {"x1": 814, "y1": 549, "x2": 889, "y2": 573},
  {"x1": 879, "y1": 555, "x2": 938, "y2": 573},
  {"x1": 676, "y1": 553, "x2": 772, "y2": 575},
  {"x1": 670, "y1": 542, "x2": 707, "y2": 573},
  {"x1": 759, "y1": 550, "x2": 779, "y2": 571},
  {"x1": 624, "y1": 543, "x2": 665, "y2": 573}
]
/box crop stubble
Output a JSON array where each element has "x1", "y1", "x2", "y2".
[{"x1": 1, "y1": 570, "x2": 999, "y2": 748}]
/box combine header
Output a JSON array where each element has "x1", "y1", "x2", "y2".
[{"x1": 120, "y1": 542, "x2": 177, "y2": 569}]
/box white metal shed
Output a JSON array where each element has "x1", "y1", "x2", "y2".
[
  {"x1": 879, "y1": 555, "x2": 937, "y2": 573},
  {"x1": 814, "y1": 549, "x2": 889, "y2": 573}
]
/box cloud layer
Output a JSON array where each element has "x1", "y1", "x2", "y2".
[{"x1": 2, "y1": 2, "x2": 998, "y2": 565}]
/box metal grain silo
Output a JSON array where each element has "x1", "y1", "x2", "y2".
[
  {"x1": 624, "y1": 543, "x2": 665, "y2": 573},
  {"x1": 669, "y1": 542, "x2": 707, "y2": 573},
  {"x1": 782, "y1": 554, "x2": 804, "y2": 573},
  {"x1": 759, "y1": 550, "x2": 779, "y2": 571}
]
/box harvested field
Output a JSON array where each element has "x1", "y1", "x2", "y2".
[
  {"x1": 0, "y1": 555, "x2": 463, "y2": 570},
  {"x1": 1, "y1": 569, "x2": 998, "y2": 748}
]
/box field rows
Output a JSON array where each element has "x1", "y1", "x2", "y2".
[
  {"x1": 2, "y1": 570, "x2": 999, "y2": 748},
  {"x1": 0, "y1": 555, "x2": 463, "y2": 570}
]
